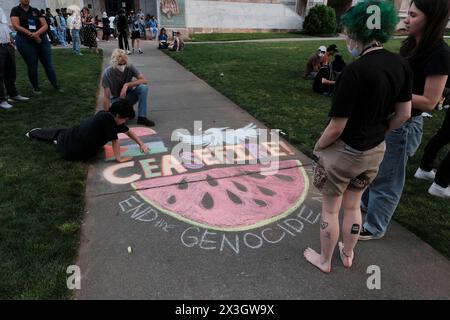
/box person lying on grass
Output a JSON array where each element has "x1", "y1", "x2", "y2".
[{"x1": 26, "y1": 99, "x2": 149, "y2": 162}]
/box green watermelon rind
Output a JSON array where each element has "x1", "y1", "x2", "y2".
[{"x1": 132, "y1": 160, "x2": 310, "y2": 232}]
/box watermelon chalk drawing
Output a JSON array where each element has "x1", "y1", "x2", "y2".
[{"x1": 133, "y1": 160, "x2": 309, "y2": 231}]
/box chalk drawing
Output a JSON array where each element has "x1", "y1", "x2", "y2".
[
  {"x1": 104, "y1": 127, "x2": 167, "y2": 161},
  {"x1": 119, "y1": 195, "x2": 320, "y2": 254},
  {"x1": 105, "y1": 123, "x2": 319, "y2": 254},
  {"x1": 181, "y1": 152, "x2": 204, "y2": 170},
  {"x1": 178, "y1": 205, "x2": 317, "y2": 254},
  {"x1": 133, "y1": 159, "x2": 309, "y2": 232},
  {"x1": 103, "y1": 161, "x2": 141, "y2": 185},
  {"x1": 118, "y1": 196, "x2": 175, "y2": 231},
  {"x1": 118, "y1": 127, "x2": 156, "y2": 140},
  {"x1": 173, "y1": 122, "x2": 258, "y2": 148},
  {"x1": 104, "y1": 141, "x2": 168, "y2": 161}
]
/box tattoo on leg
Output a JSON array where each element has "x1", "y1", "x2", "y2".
[
  {"x1": 320, "y1": 220, "x2": 329, "y2": 230},
  {"x1": 325, "y1": 232, "x2": 331, "y2": 240},
  {"x1": 351, "y1": 224, "x2": 360, "y2": 234}
]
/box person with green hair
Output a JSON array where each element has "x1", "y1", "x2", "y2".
[{"x1": 304, "y1": 0, "x2": 412, "y2": 272}]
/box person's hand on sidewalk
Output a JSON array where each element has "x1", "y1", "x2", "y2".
[{"x1": 139, "y1": 144, "x2": 149, "y2": 154}]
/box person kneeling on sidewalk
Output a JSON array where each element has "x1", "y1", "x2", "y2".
[
  {"x1": 26, "y1": 99, "x2": 149, "y2": 162},
  {"x1": 102, "y1": 48, "x2": 154, "y2": 126}
]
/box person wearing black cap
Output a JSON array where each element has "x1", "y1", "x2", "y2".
[{"x1": 323, "y1": 44, "x2": 339, "y2": 65}]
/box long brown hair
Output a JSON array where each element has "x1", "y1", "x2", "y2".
[{"x1": 400, "y1": 0, "x2": 450, "y2": 62}]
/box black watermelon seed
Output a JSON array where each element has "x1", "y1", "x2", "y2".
[
  {"x1": 247, "y1": 172, "x2": 266, "y2": 179},
  {"x1": 275, "y1": 174, "x2": 294, "y2": 182},
  {"x1": 257, "y1": 186, "x2": 276, "y2": 196},
  {"x1": 206, "y1": 175, "x2": 218, "y2": 187},
  {"x1": 201, "y1": 192, "x2": 214, "y2": 209},
  {"x1": 227, "y1": 190, "x2": 243, "y2": 205},
  {"x1": 254, "y1": 199, "x2": 267, "y2": 207},
  {"x1": 167, "y1": 195, "x2": 176, "y2": 204},
  {"x1": 232, "y1": 181, "x2": 248, "y2": 192},
  {"x1": 178, "y1": 179, "x2": 188, "y2": 190}
]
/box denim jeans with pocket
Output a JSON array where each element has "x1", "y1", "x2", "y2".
[
  {"x1": 362, "y1": 115, "x2": 423, "y2": 236},
  {"x1": 111, "y1": 84, "x2": 148, "y2": 118},
  {"x1": 71, "y1": 29, "x2": 81, "y2": 54},
  {"x1": 15, "y1": 34, "x2": 58, "y2": 90}
]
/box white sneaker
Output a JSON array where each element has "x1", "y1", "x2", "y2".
[
  {"x1": 25, "y1": 128, "x2": 41, "y2": 139},
  {"x1": 0, "y1": 100, "x2": 13, "y2": 109},
  {"x1": 10, "y1": 95, "x2": 30, "y2": 101},
  {"x1": 414, "y1": 168, "x2": 436, "y2": 181},
  {"x1": 126, "y1": 50, "x2": 131, "y2": 55},
  {"x1": 428, "y1": 182, "x2": 450, "y2": 199}
]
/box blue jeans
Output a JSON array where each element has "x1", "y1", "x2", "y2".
[
  {"x1": 57, "y1": 27, "x2": 67, "y2": 46},
  {"x1": 71, "y1": 29, "x2": 81, "y2": 54},
  {"x1": 362, "y1": 116, "x2": 424, "y2": 236},
  {"x1": 151, "y1": 27, "x2": 158, "y2": 39},
  {"x1": 15, "y1": 34, "x2": 58, "y2": 90},
  {"x1": 111, "y1": 84, "x2": 148, "y2": 117}
]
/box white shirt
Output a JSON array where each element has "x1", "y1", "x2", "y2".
[
  {"x1": 109, "y1": 16, "x2": 115, "y2": 29},
  {"x1": 67, "y1": 14, "x2": 81, "y2": 30}
]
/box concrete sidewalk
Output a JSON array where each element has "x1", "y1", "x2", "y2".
[
  {"x1": 75, "y1": 40, "x2": 450, "y2": 300},
  {"x1": 184, "y1": 35, "x2": 449, "y2": 45}
]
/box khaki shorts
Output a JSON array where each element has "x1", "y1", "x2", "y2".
[{"x1": 312, "y1": 139, "x2": 386, "y2": 196}]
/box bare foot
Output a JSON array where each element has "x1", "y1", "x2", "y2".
[
  {"x1": 303, "y1": 247, "x2": 331, "y2": 273},
  {"x1": 338, "y1": 241, "x2": 354, "y2": 268}
]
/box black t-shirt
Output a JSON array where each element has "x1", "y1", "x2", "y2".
[
  {"x1": 313, "y1": 66, "x2": 333, "y2": 94},
  {"x1": 117, "y1": 15, "x2": 128, "y2": 31},
  {"x1": 57, "y1": 111, "x2": 129, "y2": 160},
  {"x1": 10, "y1": 5, "x2": 43, "y2": 37},
  {"x1": 409, "y1": 41, "x2": 450, "y2": 117},
  {"x1": 329, "y1": 49, "x2": 412, "y2": 151}
]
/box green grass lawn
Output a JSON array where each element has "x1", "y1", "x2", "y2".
[
  {"x1": 166, "y1": 39, "x2": 450, "y2": 258},
  {"x1": 0, "y1": 48, "x2": 102, "y2": 299},
  {"x1": 188, "y1": 32, "x2": 316, "y2": 42}
]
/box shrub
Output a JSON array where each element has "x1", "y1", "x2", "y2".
[{"x1": 303, "y1": 5, "x2": 337, "y2": 35}]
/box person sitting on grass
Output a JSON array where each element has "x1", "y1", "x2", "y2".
[
  {"x1": 168, "y1": 31, "x2": 184, "y2": 51},
  {"x1": 25, "y1": 99, "x2": 149, "y2": 162},
  {"x1": 158, "y1": 28, "x2": 168, "y2": 49},
  {"x1": 313, "y1": 54, "x2": 346, "y2": 96},
  {"x1": 322, "y1": 44, "x2": 339, "y2": 66},
  {"x1": 304, "y1": 45, "x2": 326, "y2": 80}
]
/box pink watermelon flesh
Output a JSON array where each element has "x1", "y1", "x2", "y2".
[{"x1": 133, "y1": 160, "x2": 306, "y2": 229}]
